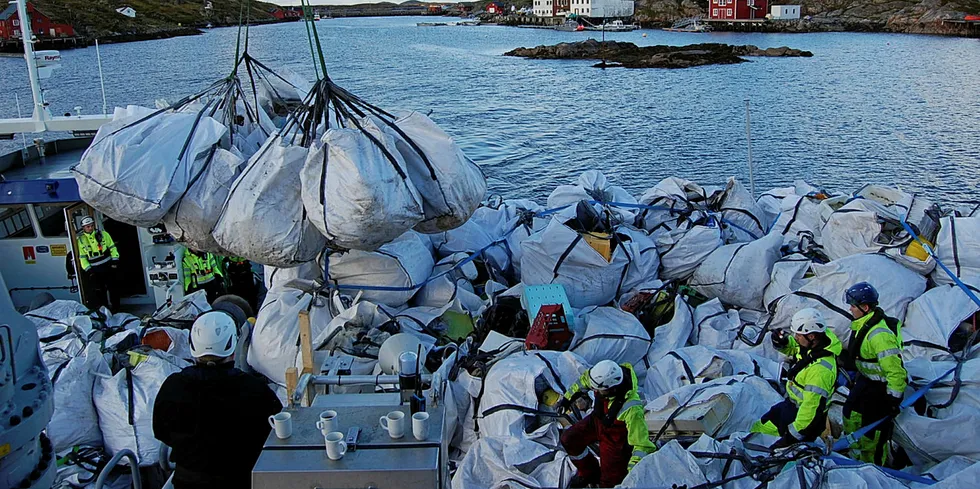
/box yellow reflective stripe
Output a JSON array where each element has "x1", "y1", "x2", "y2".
[
  {"x1": 618, "y1": 400, "x2": 644, "y2": 417},
  {"x1": 788, "y1": 423, "x2": 802, "y2": 440},
  {"x1": 817, "y1": 360, "x2": 835, "y2": 371},
  {"x1": 877, "y1": 348, "x2": 901, "y2": 360},
  {"x1": 804, "y1": 385, "x2": 830, "y2": 398},
  {"x1": 887, "y1": 387, "x2": 904, "y2": 398}
]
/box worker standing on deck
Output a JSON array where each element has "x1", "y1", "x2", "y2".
[
  {"x1": 75, "y1": 216, "x2": 120, "y2": 311},
  {"x1": 752, "y1": 308, "x2": 841, "y2": 448},
  {"x1": 153, "y1": 310, "x2": 282, "y2": 489},
  {"x1": 840, "y1": 282, "x2": 907, "y2": 465},
  {"x1": 182, "y1": 248, "x2": 225, "y2": 302},
  {"x1": 556, "y1": 360, "x2": 656, "y2": 488},
  {"x1": 223, "y1": 255, "x2": 258, "y2": 311}
]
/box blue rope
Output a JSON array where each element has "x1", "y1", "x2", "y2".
[
  {"x1": 899, "y1": 217, "x2": 980, "y2": 309},
  {"x1": 823, "y1": 454, "x2": 938, "y2": 485}
]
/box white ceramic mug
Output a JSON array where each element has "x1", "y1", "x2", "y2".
[
  {"x1": 412, "y1": 412, "x2": 429, "y2": 441},
  {"x1": 268, "y1": 412, "x2": 292, "y2": 439},
  {"x1": 324, "y1": 431, "x2": 347, "y2": 460},
  {"x1": 379, "y1": 410, "x2": 406, "y2": 439},
  {"x1": 316, "y1": 410, "x2": 339, "y2": 434}
]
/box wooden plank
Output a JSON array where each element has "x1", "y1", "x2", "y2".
[
  {"x1": 285, "y1": 367, "x2": 298, "y2": 408},
  {"x1": 298, "y1": 310, "x2": 314, "y2": 375}
]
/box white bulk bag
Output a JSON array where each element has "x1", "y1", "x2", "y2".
[
  {"x1": 548, "y1": 170, "x2": 637, "y2": 224},
  {"x1": 430, "y1": 199, "x2": 546, "y2": 276},
  {"x1": 756, "y1": 181, "x2": 819, "y2": 228},
  {"x1": 520, "y1": 219, "x2": 638, "y2": 308},
  {"x1": 73, "y1": 106, "x2": 228, "y2": 226},
  {"x1": 645, "y1": 294, "x2": 695, "y2": 366},
  {"x1": 691, "y1": 299, "x2": 742, "y2": 350},
  {"x1": 820, "y1": 199, "x2": 893, "y2": 260},
  {"x1": 619, "y1": 441, "x2": 708, "y2": 489},
  {"x1": 327, "y1": 231, "x2": 434, "y2": 307},
  {"x1": 451, "y1": 434, "x2": 573, "y2": 489},
  {"x1": 141, "y1": 327, "x2": 193, "y2": 362},
  {"x1": 902, "y1": 281, "x2": 980, "y2": 361},
  {"x1": 644, "y1": 344, "x2": 781, "y2": 401},
  {"x1": 763, "y1": 255, "x2": 812, "y2": 310},
  {"x1": 644, "y1": 375, "x2": 783, "y2": 439},
  {"x1": 932, "y1": 217, "x2": 980, "y2": 286},
  {"x1": 767, "y1": 254, "x2": 927, "y2": 348},
  {"x1": 765, "y1": 459, "x2": 911, "y2": 489},
  {"x1": 656, "y1": 224, "x2": 724, "y2": 281},
  {"x1": 569, "y1": 306, "x2": 651, "y2": 369},
  {"x1": 414, "y1": 253, "x2": 487, "y2": 313},
  {"x1": 636, "y1": 177, "x2": 711, "y2": 235},
  {"x1": 305, "y1": 301, "x2": 399, "y2": 393},
  {"x1": 48, "y1": 342, "x2": 103, "y2": 452},
  {"x1": 691, "y1": 232, "x2": 783, "y2": 310},
  {"x1": 93, "y1": 350, "x2": 189, "y2": 465},
  {"x1": 163, "y1": 148, "x2": 244, "y2": 254},
  {"x1": 478, "y1": 351, "x2": 588, "y2": 439},
  {"x1": 246, "y1": 281, "x2": 336, "y2": 385},
  {"x1": 375, "y1": 111, "x2": 486, "y2": 233},
  {"x1": 214, "y1": 135, "x2": 324, "y2": 267},
  {"x1": 302, "y1": 119, "x2": 424, "y2": 251},
  {"x1": 264, "y1": 259, "x2": 323, "y2": 291},
  {"x1": 770, "y1": 193, "x2": 826, "y2": 248},
  {"x1": 714, "y1": 177, "x2": 768, "y2": 242}
]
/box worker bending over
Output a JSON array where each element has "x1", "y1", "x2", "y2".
[
  {"x1": 753, "y1": 308, "x2": 841, "y2": 447},
  {"x1": 557, "y1": 360, "x2": 656, "y2": 488}
]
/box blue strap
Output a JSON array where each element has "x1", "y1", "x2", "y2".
[{"x1": 899, "y1": 216, "x2": 980, "y2": 309}]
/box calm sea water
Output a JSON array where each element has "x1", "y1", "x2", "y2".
[{"x1": 2, "y1": 17, "x2": 979, "y2": 203}]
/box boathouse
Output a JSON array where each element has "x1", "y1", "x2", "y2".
[
  {"x1": 707, "y1": 0, "x2": 768, "y2": 21},
  {"x1": 0, "y1": 3, "x2": 75, "y2": 40}
]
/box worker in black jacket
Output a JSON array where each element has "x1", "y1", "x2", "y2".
[{"x1": 153, "y1": 310, "x2": 283, "y2": 489}]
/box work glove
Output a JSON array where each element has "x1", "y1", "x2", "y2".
[
  {"x1": 772, "y1": 436, "x2": 796, "y2": 449},
  {"x1": 555, "y1": 397, "x2": 572, "y2": 414},
  {"x1": 886, "y1": 395, "x2": 903, "y2": 418},
  {"x1": 771, "y1": 329, "x2": 789, "y2": 350}
]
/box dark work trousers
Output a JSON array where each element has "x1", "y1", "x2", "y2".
[{"x1": 560, "y1": 412, "x2": 632, "y2": 487}]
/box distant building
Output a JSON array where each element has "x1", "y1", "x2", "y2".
[
  {"x1": 707, "y1": 0, "x2": 768, "y2": 21},
  {"x1": 770, "y1": 4, "x2": 800, "y2": 19},
  {"x1": 532, "y1": 0, "x2": 633, "y2": 18},
  {"x1": 0, "y1": 3, "x2": 76, "y2": 40},
  {"x1": 486, "y1": 2, "x2": 505, "y2": 15},
  {"x1": 269, "y1": 7, "x2": 302, "y2": 20},
  {"x1": 116, "y1": 7, "x2": 137, "y2": 18}
]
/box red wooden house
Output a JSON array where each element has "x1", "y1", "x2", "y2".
[
  {"x1": 269, "y1": 7, "x2": 302, "y2": 20},
  {"x1": 486, "y1": 2, "x2": 505, "y2": 15},
  {"x1": 0, "y1": 3, "x2": 75, "y2": 40},
  {"x1": 707, "y1": 0, "x2": 768, "y2": 21}
]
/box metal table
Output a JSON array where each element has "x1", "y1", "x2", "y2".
[{"x1": 252, "y1": 403, "x2": 448, "y2": 489}]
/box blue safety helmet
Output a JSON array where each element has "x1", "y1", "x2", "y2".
[{"x1": 843, "y1": 282, "x2": 879, "y2": 307}]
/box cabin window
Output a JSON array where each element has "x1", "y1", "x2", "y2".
[
  {"x1": 727, "y1": 8, "x2": 733, "y2": 16},
  {"x1": 0, "y1": 205, "x2": 37, "y2": 239},
  {"x1": 34, "y1": 204, "x2": 69, "y2": 237},
  {"x1": 713, "y1": 8, "x2": 719, "y2": 15},
  {"x1": 13, "y1": 20, "x2": 19, "y2": 27}
]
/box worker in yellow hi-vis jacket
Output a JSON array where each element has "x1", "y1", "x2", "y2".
[
  {"x1": 556, "y1": 360, "x2": 656, "y2": 488},
  {"x1": 76, "y1": 216, "x2": 120, "y2": 311}
]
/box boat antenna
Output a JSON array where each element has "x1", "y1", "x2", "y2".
[
  {"x1": 95, "y1": 39, "x2": 108, "y2": 115},
  {"x1": 16, "y1": 0, "x2": 46, "y2": 127},
  {"x1": 745, "y1": 98, "x2": 755, "y2": 198},
  {"x1": 14, "y1": 93, "x2": 28, "y2": 151}
]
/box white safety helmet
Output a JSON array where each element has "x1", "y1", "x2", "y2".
[
  {"x1": 80, "y1": 216, "x2": 95, "y2": 227},
  {"x1": 588, "y1": 360, "x2": 624, "y2": 390},
  {"x1": 189, "y1": 311, "x2": 238, "y2": 359},
  {"x1": 790, "y1": 308, "x2": 827, "y2": 335}
]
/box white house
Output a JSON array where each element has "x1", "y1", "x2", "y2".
[
  {"x1": 532, "y1": 0, "x2": 634, "y2": 17},
  {"x1": 770, "y1": 5, "x2": 801, "y2": 19},
  {"x1": 115, "y1": 7, "x2": 137, "y2": 18}
]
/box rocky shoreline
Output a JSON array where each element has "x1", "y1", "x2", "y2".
[{"x1": 505, "y1": 40, "x2": 813, "y2": 69}]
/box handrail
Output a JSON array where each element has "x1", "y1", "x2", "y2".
[{"x1": 94, "y1": 449, "x2": 142, "y2": 489}]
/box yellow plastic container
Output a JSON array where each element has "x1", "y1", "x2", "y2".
[
  {"x1": 906, "y1": 238, "x2": 933, "y2": 262},
  {"x1": 581, "y1": 231, "x2": 614, "y2": 262}
]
